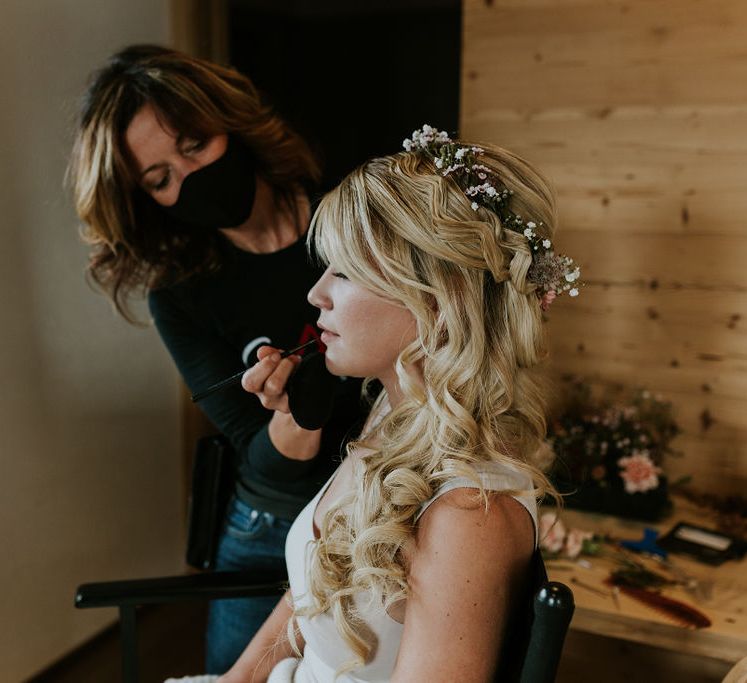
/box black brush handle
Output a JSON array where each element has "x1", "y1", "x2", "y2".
[{"x1": 191, "y1": 339, "x2": 319, "y2": 402}]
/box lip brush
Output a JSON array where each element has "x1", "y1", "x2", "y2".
[{"x1": 191, "y1": 338, "x2": 319, "y2": 402}]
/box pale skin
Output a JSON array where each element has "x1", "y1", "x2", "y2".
[
  {"x1": 125, "y1": 103, "x2": 320, "y2": 460},
  {"x1": 219, "y1": 267, "x2": 535, "y2": 682}
]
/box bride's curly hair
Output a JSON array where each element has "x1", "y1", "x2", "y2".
[{"x1": 301, "y1": 143, "x2": 559, "y2": 671}]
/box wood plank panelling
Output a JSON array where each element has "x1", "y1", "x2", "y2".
[{"x1": 462, "y1": 0, "x2": 747, "y2": 494}]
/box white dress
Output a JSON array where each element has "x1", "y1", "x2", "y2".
[{"x1": 268, "y1": 460, "x2": 538, "y2": 683}]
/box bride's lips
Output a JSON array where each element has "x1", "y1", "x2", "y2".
[{"x1": 318, "y1": 322, "x2": 339, "y2": 343}]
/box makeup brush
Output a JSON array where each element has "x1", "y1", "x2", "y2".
[{"x1": 191, "y1": 338, "x2": 319, "y2": 402}]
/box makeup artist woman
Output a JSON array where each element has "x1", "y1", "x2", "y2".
[{"x1": 68, "y1": 45, "x2": 364, "y2": 674}]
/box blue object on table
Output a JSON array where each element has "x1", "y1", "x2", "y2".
[{"x1": 619, "y1": 527, "x2": 668, "y2": 558}]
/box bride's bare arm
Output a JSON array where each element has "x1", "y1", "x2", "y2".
[
  {"x1": 390, "y1": 489, "x2": 534, "y2": 683},
  {"x1": 219, "y1": 589, "x2": 304, "y2": 683}
]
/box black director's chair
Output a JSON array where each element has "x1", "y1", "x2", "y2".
[{"x1": 75, "y1": 563, "x2": 573, "y2": 683}]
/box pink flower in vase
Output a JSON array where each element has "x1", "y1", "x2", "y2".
[
  {"x1": 617, "y1": 450, "x2": 662, "y2": 493},
  {"x1": 564, "y1": 528, "x2": 594, "y2": 559},
  {"x1": 539, "y1": 512, "x2": 566, "y2": 553}
]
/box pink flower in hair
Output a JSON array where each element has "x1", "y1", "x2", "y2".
[{"x1": 540, "y1": 290, "x2": 557, "y2": 311}]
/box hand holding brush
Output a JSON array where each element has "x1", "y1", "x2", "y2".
[
  {"x1": 191, "y1": 338, "x2": 318, "y2": 403},
  {"x1": 191, "y1": 338, "x2": 336, "y2": 431}
]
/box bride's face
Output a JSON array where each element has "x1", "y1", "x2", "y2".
[{"x1": 308, "y1": 266, "x2": 417, "y2": 385}]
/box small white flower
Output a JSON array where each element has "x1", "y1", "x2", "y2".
[
  {"x1": 403, "y1": 139, "x2": 412, "y2": 151},
  {"x1": 542, "y1": 239, "x2": 552, "y2": 248},
  {"x1": 471, "y1": 201, "x2": 479, "y2": 210},
  {"x1": 523, "y1": 228, "x2": 534, "y2": 238},
  {"x1": 435, "y1": 157, "x2": 443, "y2": 168},
  {"x1": 455, "y1": 147, "x2": 468, "y2": 160},
  {"x1": 526, "y1": 221, "x2": 536, "y2": 229},
  {"x1": 569, "y1": 288, "x2": 579, "y2": 297}
]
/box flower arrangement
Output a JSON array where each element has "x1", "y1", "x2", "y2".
[
  {"x1": 539, "y1": 512, "x2": 602, "y2": 559},
  {"x1": 548, "y1": 378, "x2": 680, "y2": 521},
  {"x1": 402, "y1": 125, "x2": 582, "y2": 302}
]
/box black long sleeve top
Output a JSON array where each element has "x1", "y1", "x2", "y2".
[{"x1": 148, "y1": 235, "x2": 365, "y2": 520}]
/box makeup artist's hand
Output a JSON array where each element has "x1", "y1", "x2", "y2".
[
  {"x1": 241, "y1": 345, "x2": 299, "y2": 413},
  {"x1": 242, "y1": 345, "x2": 322, "y2": 461}
]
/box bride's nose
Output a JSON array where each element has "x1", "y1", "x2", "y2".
[{"x1": 308, "y1": 269, "x2": 334, "y2": 310}]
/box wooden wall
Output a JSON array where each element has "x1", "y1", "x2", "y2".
[{"x1": 461, "y1": 0, "x2": 747, "y2": 494}]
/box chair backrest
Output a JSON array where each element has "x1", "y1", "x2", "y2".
[
  {"x1": 495, "y1": 550, "x2": 574, "y2": 683},
  {"x1": 185, "y1": 435, "x2": 236, "y2": 570},
  {"x1": 519, "y1": 581, "x2": 575, "y2": 683}
]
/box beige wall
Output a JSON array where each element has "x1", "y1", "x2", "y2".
[
  {"x1": 0, "y1": 2, "x2": 185, "y2": 681},
  {"x1": 462, "y1": 0, "x2": 747, "y2": 495}
]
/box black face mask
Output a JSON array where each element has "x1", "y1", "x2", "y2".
[{"x1": 162, "y1": 135, "x2": 257, "y2": 230}]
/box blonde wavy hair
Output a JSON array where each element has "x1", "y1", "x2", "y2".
[{"x1": 300, "y1": 143, "x2": 559, "y2": 670}]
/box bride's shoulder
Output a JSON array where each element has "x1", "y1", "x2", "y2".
[{"x1": 413, "y1": 487, "x2": 534, "y2": 565}]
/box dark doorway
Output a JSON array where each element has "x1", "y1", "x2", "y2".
[{"x1": 228, "y1": 0, "x2": 461, "y2": 191}]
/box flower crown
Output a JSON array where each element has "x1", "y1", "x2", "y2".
[{"x1": 402, "y1": 125, "x2": 581, "y2": 308}]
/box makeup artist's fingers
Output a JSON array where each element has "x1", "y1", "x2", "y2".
[
  {"x1": 256, "y1": 345, "x2": 279, "y2": 361},
  {"x1": 258, "y1": 356, "x2": 301, "y2": 412},
  {"x1": 241, "y1": 346, "x2": 301, "y2": 412},
  {"x1": 262, "y1": 354, "x2": 301, "y2": 399},
  {"x1": 241, "y1": 349, "x2": 282, "y2": 394}
]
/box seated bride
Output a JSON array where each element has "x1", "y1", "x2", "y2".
[{"x1": 169, "y1": 124, "x2": 579, "y2": 683}]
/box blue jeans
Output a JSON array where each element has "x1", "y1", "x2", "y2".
[{"x1": 205, "y1": 496, "x2": 292, "y2": 674}]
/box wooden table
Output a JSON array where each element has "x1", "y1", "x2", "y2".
[{"x1": 546, "y1": 496, "x2": 747, "y2": 664}]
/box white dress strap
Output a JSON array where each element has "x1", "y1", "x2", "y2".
[{"x1": 415, "y1": 461, "x2": 539, "y2": 547}]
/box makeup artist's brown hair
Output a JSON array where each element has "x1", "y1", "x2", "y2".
[
  {"x1": 304, "y1": 144, "x2": 559, "y2": 672},
  {"x1": 68, "y1": 44, "x2": 320, "y2": 322}
]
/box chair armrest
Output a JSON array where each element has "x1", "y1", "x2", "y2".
[{"x1": 75, "y1": 570, "x2": 288, "y2": 609}]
